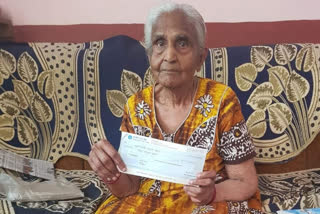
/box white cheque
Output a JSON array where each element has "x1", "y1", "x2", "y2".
[{"x1": 118, "y1": 132, "x2": 207, "y2": 185}]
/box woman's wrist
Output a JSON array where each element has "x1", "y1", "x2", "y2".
[{"x1": 207, "y1": 187, "x2": 216, "y2": 204}]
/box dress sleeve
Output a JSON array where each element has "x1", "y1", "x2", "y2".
[{"x1": 217, "y1": 87, "x2": 256, "y2": 164}]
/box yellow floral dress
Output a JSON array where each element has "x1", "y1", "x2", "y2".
[{"x1": 96, "y1": 78, "x2": 262, "y2": 214}]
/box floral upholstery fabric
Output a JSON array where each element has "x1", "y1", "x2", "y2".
[
  {"x1": 259, "y1": 168, "x2": 320, "y2": 213},
  {"x1": 0, "y1": 36, "x2": 319, "y2": 163},
  {"x1": 0, "y1": 36, "x2": 319, "y2": 213}
]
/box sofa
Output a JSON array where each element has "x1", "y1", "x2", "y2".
[{"x1": 0, "y1": 35, "x2": 319, "y2": 214}]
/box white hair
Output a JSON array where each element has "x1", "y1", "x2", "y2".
[{"x1": 144, "y1": 2, "x2": 207, "y2": 55}]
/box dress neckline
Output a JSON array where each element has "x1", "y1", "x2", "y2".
[{"x1": 152, "y1": 77, "x2": 200, "y2": 137}]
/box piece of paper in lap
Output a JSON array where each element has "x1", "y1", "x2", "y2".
[{"x1": 0, "y1": 149, "x2": 55, "y2": 180}]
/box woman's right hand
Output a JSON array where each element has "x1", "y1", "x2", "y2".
[{"x1": 88, "y1": 139, "x2": 127, "y2": 184}]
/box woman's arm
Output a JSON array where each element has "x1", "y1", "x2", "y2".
[
  {"x1": 89, "y1": 139, "x2": 141, "y2": 198},
  {"x1": 184, "y1": 158, "x2": 258, "y2": 205},
  {"x1": 215, "y1": 158, "x2": 258, "y2": 202},
  {"x1": 213, "y1": 87, "x2": 258, "y2": 201}
]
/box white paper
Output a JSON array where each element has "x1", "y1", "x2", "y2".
[
  {"x1": 0, "y1": 149, "x2": 55, "y2": 180},
  {"x1": 118, "y1": 132, "x2": 207, "y2": 185},
  {"x1": 0, "y1": 173, "x2": 83, "y2": 202}
]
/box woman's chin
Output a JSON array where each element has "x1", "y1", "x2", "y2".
[{"x1": 157, "y1": 78, "x2": 185, "y2": 89}]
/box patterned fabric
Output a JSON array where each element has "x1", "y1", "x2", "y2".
[
  {"x1": 218, "y1": 120, "x2": 255, "y2": 163},
  {"x1": 259, "y1": 168, "x2": 320, "y2": 213},
  {"x1": 230, "y1": 44, "x2": 320, "y2": 163},
  {"x1": 95, "y1": 78, "x2": 262, "y2": 214},
  {"x1": 0, "y1": 36, "x2": 320, "y2": 213},
  {"x1": 0, "y1": 37, "x2": 150, "y2": 164},
  {"x1": 0, "y1": 169, "x2": 111, "y2": 214},
  {"x1": 0, "y1": 37, "x2": 319, "y2": 165}
]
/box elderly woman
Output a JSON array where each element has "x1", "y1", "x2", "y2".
[{"x1": 89, "y1": 3, "x2": 262, "y2": 214}]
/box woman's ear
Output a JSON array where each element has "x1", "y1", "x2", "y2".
[
  {"x1": 201, "y1": 48, "x2": 208, "y2": 63},
  {"x1": 197, "y1": 47, "x2": 208, "y2": 70}
]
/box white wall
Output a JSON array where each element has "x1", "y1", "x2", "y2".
[{"x1": 1, "y1": 0, "x2": 320, "y2": 25}]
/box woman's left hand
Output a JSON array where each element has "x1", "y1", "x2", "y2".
[{"x1": 184, "y1": 170, "x2": 216, "y2": 205}]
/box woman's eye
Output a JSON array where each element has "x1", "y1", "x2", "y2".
[
  {"x1": 155, "y1": 39, "x2": 165, "y2": 47},
  {"x1": 177, "y1": 40, "x2": 188, "y2": 48}
]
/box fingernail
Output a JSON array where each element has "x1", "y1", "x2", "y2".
[
  {"x1": 112, "y1": 177, "x2": 117, "y2": 181},
  {"x1": 116, "y1": 173, "x2": 120, "y2": 177},
  {"x1": 107, "y1": 177, "x2": 111, "y2": 181},
  {"x1": 122, "y1": 167, "x2": 127, "y2": 172}
]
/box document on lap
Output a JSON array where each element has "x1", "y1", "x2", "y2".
[{"x1": 118, "y1": 132, "x2": 207, "y2": 185}]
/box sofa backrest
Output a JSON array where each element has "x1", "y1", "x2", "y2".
[{"x1": 0, "y1": 35, "x2": 319, "y2": 165}]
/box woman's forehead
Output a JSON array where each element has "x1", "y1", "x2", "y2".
[{"x1": 152, "y1": 11, "x2": 195, "y2": 39}]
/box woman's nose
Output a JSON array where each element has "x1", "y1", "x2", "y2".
[{"x1": 164, "y1": 44, "x2": 177, "y2": 62}]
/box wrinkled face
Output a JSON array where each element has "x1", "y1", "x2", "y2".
[{"x1": 149, "y1": 11, "x2": 206, "y2": 89}]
